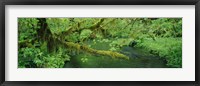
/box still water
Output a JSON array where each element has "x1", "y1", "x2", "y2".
[{"x1": 64, "y1": 40, "x2": 167, "y2": 68}]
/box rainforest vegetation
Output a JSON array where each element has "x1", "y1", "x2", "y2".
[{"x1": 18, "y1": 18, "x2": 182, "y2": 68}]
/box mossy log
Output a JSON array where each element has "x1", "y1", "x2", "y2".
[
  {"x1": 53, "y1": 36, "x2": 129, "y2": 60},
  {"x1": 63, "y1": 42, "x2": 129, "y2": 60}
]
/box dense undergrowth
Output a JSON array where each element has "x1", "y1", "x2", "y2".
[
  {"x1": 18, "y1": 18, "x2": 182, "y2": 68},
  {"x1": 136, "y1": 38, "x2": 182, "y2": 67}
]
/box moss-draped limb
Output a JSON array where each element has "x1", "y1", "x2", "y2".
[{"x1": 63, "y1": 41, "x2": 129, "y2": 60}]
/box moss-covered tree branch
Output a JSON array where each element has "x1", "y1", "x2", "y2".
[{"x1": 63, "y1": 41, "x2": 129, "y2": 60}]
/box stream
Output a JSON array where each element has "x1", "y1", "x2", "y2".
[{"x1": 64, "y1": 39, "x2": 168, "y2": 68}]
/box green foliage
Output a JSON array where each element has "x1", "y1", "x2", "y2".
[
  {"x1": 80, "y1": 29, "x2": 92, "y2": 41},
  {"x1": 47, "y1": 18, "x2": 71, "y2": 34},
  {"x1": 136, "y1": 38, "x2": 182, "y2": 67},
  {"x1": 18, "y1": 18, "x2": 40, "y2": 68},
  {"x1": 18, "y1": 18, "x2": 70, "y2": 68},
  {"x1": 150, "y1": 18, "x2": 182, "y2": 37},
  {"x1": 66, "y1": 32, "x2": 79, "y2": 42},
  {"x1": 18, "y1": 18, "x2": 39, "y2": 46},
  {"x1": 18, "y1": 18, "x2": 182, "y2": 68},
  {"x1": 18, "y1": 45, "x2": 71, "y2": 68},
  {"x1": 18, "y1": 47, "x2": 40, "y2": 68},
  {"x1": 81, "y1": 55, "x2": 89, "y2": 63},
  {"x1": 109, "y1": 38, "x2": 134, "y2": 51}
]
